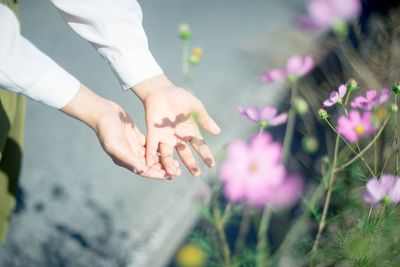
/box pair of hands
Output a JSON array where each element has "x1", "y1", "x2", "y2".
[{"x1": 62, "y1": 75, "x2": 221, "y2": 180}]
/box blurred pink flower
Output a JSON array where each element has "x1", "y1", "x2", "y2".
[
  {"x1": 261, "y1": 55, "x2": 314, "y2": 83},
  {"x1": 351, "y1": 88, "x2": 390, "y2": 111},
  {"x1": 267, "y1": 175, "x2": 304, "y2": 208},
  {"x1": 336, "y1": 110, "x2": 375, "y2": 142},
  {"x1": 219, "y1": 133, "x2": 302, "y2": 207},
  {"x1": 296, "y1": 0, "x2": 361, "y2": 31},
  {"x1": 323, "y1": 84, "x2": 347, "y2": 107},
  {"x1": 363, "y1": 174, "x2": 400, "y2": 206},
  {"x1": 238, "y1": 106, "x2": 287, "y2": 126}
]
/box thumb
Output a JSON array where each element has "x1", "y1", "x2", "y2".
[{"x1": 197, "y1": 109, "x2": 221, "y2": 135}]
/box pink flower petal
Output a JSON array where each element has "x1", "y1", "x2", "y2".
[
  {"x1": 330, "y1": 0, "x2": 361, "y2": 21},
  {"x1": 261, "y1": 68, "x2": 287, "y2": 83},
  {"x1": 260, "y1": 107, "x2": 278, "y2": 121},
  {"x1": 363, "y1": 191, "x2": 379, "y2": 205},
  {"x1": 225, "y1": 181, "x2": 245, "y2": 202},
  {"x1": 389, "y1": 178, "x2": 400, "y2": 204},
  {"x1": 380, "y1": 174, "x2": 397, "y2": 194},
  {"x1": 378, "y1": 88, "x2": 390, "y2": 104},
  {"x1": 268, "y1": 175, "x2": 303, "y2": 208},
  {"x1": 366, "y1": 90, "x2": 377, "y2": 102},
  {"x1": 297, "y1": 55, "x2": 315, "y2": 76},
  {"x1": 338, "y1": 84, "x2": 347, "y2": 98},
  {"x1": 269, "y1": 113, "x2": 288, "y2": 126},
  {"x1": 287, "y1": 55, "x2": 303, "y2": 75},
  {"x1": 308, "y1": 0, "x2": 336, "y2": 29},
  {"x1": 239, "y1": 107, "x2": 260, "y2": 122},
  {"x1": 323, "y1": 99, "x2": 335, "y2": 107},
  {"x1": 366, "y1": 178, "x2": 385, "y2": 202}
]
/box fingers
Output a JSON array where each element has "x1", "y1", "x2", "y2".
[
  {"x1": 107, "y1": 145, "x2": 146, "y2": 174},
  {"x1": 145, "y1": 135, "x2": 159, "y2": 167},
  {"x1": 142, "y1": 163, "x2": 171, "y2": 180},
  {"x1": 159, "y1": 143, "x2": 181, "y2": 176},
  {"x1": 191, "y1": 137, "x2": 215, "y2": 167},
  {"x1": 197, "y1": 109, "x2": 221, "y2": 135},
  {"x1": 176, "y1": 141, "x2": 201, "y2": 176}
]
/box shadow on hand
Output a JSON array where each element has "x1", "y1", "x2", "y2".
[{"x1": 154, "y1": 113, "x2": 190, "y2": 129}]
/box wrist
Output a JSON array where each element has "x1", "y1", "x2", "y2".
[
  {"x1": 131, "y1": 74, "x2": 175, "y2": 102},
  {"x1": 61, "y1": 84, "x2": 118, "y2": 131}
]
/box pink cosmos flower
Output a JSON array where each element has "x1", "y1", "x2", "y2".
[
  {"x1": 323, "y1": 84, "x2": 347, "y2": 107},
  {"x1": 363, "y1": 175, "x2": 400, "y2": 206},
  {"x1": 261, "y1": 55, "x2": 314, "y2": 83},
  {"x1": 296, "y1": 0, "x2": 361, "y2": 31},
  {"x1": 336, "y1": 110, "x2": 375, "y2": 142},
  {"x1": 219, "y1": 133, "x2": 303, "y2": 207},
  {"x1": 238, "y1": 106, "x2": 288, "y2": 126},
  {"x1": 267, "y1": 175, "x2": 304, "y2": 208},
  {"x1": 351, "y1": 88, "x2": 390, "y2": 111}
]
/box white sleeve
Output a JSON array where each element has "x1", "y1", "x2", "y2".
[
  {"x1": 0, "y1": 4, "x2": 80, "y2": 109},
  {"x1": 50, "y1": 0, "x2": 163, "y2": 90}
]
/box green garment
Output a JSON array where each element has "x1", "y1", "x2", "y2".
[{"x1": 0, "y1": 0, "x2": 26, "y2": 244}]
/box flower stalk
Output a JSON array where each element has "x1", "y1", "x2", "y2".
[{"x1": 256, "y1": 207, "x2": 272, "y2": 267}]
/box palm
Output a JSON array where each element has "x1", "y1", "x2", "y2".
[
  {"x1": 144, "y1": 87, "x2": 220, "y2": 176},
  {"x1": 95, "y1": 104, "x2": 169, "y2": 179}
]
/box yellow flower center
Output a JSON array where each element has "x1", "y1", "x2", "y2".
[
  {"x1": 176, "y1": 244, "x2": 205, "y2": 267},
  {"x1": 354, "y1": 125, "x2": 365, "y2": 135},
  {"x1": 191, "y1": 47, "x2": 203, "y2": 58},
  {"x1": 249, "y1": 162, "x2": 258, "y2": 173}
]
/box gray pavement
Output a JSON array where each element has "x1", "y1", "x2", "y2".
[{"x1": 0, "y1": 0, "x2": 307, "y2": 266}]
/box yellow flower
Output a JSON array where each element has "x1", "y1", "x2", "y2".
[
  {"x1": 189, "y1": 47, "x2": 203, "y2": 65},
  {"x1": 191, "y1": 47, "x2": 203, "y2": 58},
  {"x1": 175, "y1": 243, "x2": 205, "y2": 267}
]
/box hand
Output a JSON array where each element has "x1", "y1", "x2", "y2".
[
  {"x1": 62, "y1": 84, "x2": 170, "y2": 179},
  {"x1": 132, "y1": 75, "x2": 221, "y2": 176}
]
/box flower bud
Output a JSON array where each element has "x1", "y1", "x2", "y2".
[
  {"x1": 189, "y1": 47, "x2": 203, "y2": 65},
  {"x1": 332, "y1": 20, "x2": 348, "y2": 39},
  {"x1": 179, "y1": 23, "x2": 192, "y2": 40},
  {"x1": 302, "y1": 136, "x2": 319, "y2": 154},
  {"x1": 346, "y1": 79, "x2": 358, "y2": 93},
  {"x1": 390, "y1": 104, "x2": 398, "y2": 113},
  {"x1": 294, "y1": 98, "x2": 309, "y2": 115},
  {"x1": 392, "y1": 82, "x2": 400, "y2": 94},
  {"x1": 318, "y1": 108, "x2": 329, "y2": 120}
]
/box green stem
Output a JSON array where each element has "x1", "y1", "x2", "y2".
[
  {"x1": 374, "y1": 204, "x2": 385, "y2": 226},
  {"x1": 233, "y1": 209, "x2": 252, "y2": 259},
  {"x1": 310, "y1": 128, "x2": 341, "y2": 256},
  {"x1": 256, "y1": 207, "x2": 272, "y2": 267},
  {"x1": 355, "y1": 141, "x2": 375, "y2": 177},
  {"x1": 282, "y1": 82, "x2": 298, "y2": 162},
  {"x1": 221, "y1": 202, "x2": 233, "y2": 225},
  {"x1": 182, "y1": 40, "x2": 190, "y2": 88},
  {"x1": 212, "y1": 201, "x2": 232, "y2": 267},
  {"x1": 395, "y1": 95, "x2": 399, "y2": 175}
]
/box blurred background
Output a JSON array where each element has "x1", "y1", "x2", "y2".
[{"x1": 0, "y1": 0, "x2": 312, "y2": 266}]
